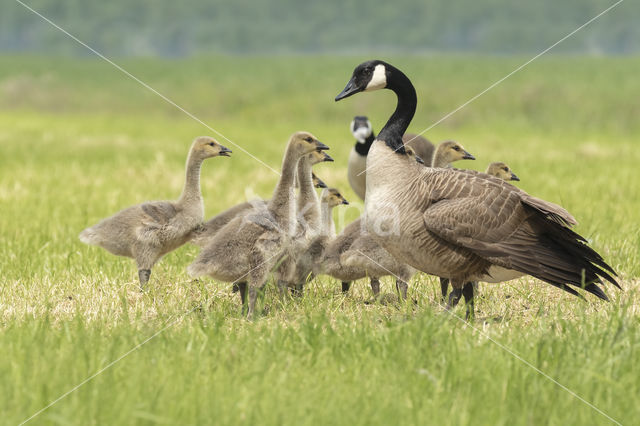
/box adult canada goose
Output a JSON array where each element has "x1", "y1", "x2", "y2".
[
  {"x1": 188, "y1": 132, "x2": 328, "y2": 318},
  {"x1": 335, "y1": 60, "x2": 618, "y2": 316},
  {"x1": 190, "y1": 152, "x2": 331, "y2": 248},
  {"x1": 79, "y1": 136, "x2": 231, "y2": 288},
  {"x1": 348, "y1": 116, "x2": 434, "y2": 201}
]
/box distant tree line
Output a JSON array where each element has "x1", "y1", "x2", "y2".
[{"x1": 2, "y1": 0, "x2": 638, "y2": 56}]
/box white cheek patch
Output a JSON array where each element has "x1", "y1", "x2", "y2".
[{"x1": 365, "y1": 64, "x2": 387, "y2": 91}]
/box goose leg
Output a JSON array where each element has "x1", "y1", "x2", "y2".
[
  {"x1": 247, "y1": 285, "x2": 259, "y2": 319},
  {"x1": 138, "y1": 269, "x2": 151, "y2": 290},
  {"x1": 370, "y1": 278, "x2": 381, "y2": 296},
  {"x1": 462, "y1": 281, "x2": 475, "y2": 321},
  {"x1": 341, "y1": 281, "x2": 351, "y2": 293},
  {"x1": 440, "y1": 277, "x2": 450, "y2": 301},
  {"x1": 395, "y1": 279, "x2": 408, "y2": 300},
  {"x1": 447, "y1": 286, "x2": 463, "y2": 310}
]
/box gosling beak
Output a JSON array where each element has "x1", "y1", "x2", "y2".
[
  {"x1": 510, "y1": 172, "x2": 520, "y2": 181},
  {"x1": 342, "y1": 199, "x2": 349, "y2": 205},
  {"x1": 219, "y1": 145, "x2": 232, "y2": 157},
  {"x1": 314, "y1": 140, "x2": 330, "y2": 151},
  {"x1": 322, "y1": 152, "x2": 334, "y2": 162},
  {"x1": 415, "y1": 155, "x2": 425, "y2": 165},
  {"x1": 315, "y1": 179, "x2": 327, "y2": 189},
  {"x1": 462, "y1": 151, "x2": 475, "y2": 160},
  {"x1": 335, "y1": 77, "x2": 360, "y2": 101}
]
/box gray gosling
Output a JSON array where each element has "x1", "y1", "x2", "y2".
[
  {"x1": 486, "y1": 162, "x2": 519, "y2": 181},
  {"x1": 79, "y1": 136, "x2": 231, "y2": 289},
  {"x1": 431, "y1": 140, "x2": 475, "y2": 167},
  {"x1": 187, "y1": 132, "x2": 328, "y2": 318}
]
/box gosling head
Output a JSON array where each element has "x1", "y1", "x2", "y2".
[
  {"x1": 308, "y1": 148, "x2": 334, "y2": 166},
  {"x1": 290, "y1": 131, "x2": 329, "y2": 156},
  {"x1": 350, "y1": 116, "x2": 373, "y2": 143},
  {"x1": 312, "y1": 173, "x2": 327, "y2": 189},
  {"x1": 405, "y1": 146, "x2": 425, "y2": 165},
  {"x1": 322, "y1": 188, "x2": 349, "y2": 208},
  {"x1": 192, "y1": 136, "x2": 232, "y2": 159},
  {"x1": 486, "y1": 162, "x2": 520, "y2": 182},
  {"x1": 335, "y1": 60, "x2": 390, "y2": 100},
  {"x1": 437, "y1": 140, "x2": 475, "y2": 165}
]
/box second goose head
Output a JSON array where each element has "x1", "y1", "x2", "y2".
[
  {"x1": 191, "y1": 136, "x2": 232, "y2": 160},
  {"x1": 486, "y1": 162, "x2": 520, "y2": 181}
]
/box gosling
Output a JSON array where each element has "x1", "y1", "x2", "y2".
[{"x1": 79, "y1": 136, "x2": 231, "y2": 288}]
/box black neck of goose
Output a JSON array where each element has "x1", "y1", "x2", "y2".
[
  {"x1": 377, "y1": 68, "x2": 416, "y2": 155},
  {"x1": 354, "y1": 132, "x2": 376, "y2": 156}
]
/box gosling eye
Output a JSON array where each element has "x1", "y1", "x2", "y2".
[
  {"x1": 304, "y1": 136, "x2": 313, "y2": 142},
  {"x1": 453, "y1": 146, "x2": 461, "y2": 151},
  {"x1": 503, "y1": 167, "x2": 509, "y2": 172},
  {"x1": 208, "y1": 142, "x2": 215, "y2": 147}
]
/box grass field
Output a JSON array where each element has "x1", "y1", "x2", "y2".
[{"x1": 1, "y1": 55, "x2": 639, "y2": 425}]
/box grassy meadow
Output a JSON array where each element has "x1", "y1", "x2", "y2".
[{"x1": 0, "y1": 55, "x2": 639, "y2": 425}]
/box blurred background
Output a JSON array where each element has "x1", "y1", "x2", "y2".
[{"x1": 2, "y1": 0, "x2": 639, "y2": 56}]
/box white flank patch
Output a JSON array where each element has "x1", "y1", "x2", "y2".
[{"x1": 365, "y1": 64, "x2": 387, "y2": 91}]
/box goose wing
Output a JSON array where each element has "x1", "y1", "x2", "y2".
[
  {"x1": 419, "y1": 168, "x2": 617, "y2": 298},
  {"x1": 136, "y1": 202, "x2": 179, "y2": 243}
]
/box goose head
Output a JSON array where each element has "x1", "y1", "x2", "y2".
[
  {"x1": 405, "y1": 146, "x2": 425, "y2": 165},
  {"x1": 435, "y1": 140, "x2": 475, "y2": 166},
  {"x1": 350, "y1": 116, "x2": 373, "y2": 143},
  {"x1": 335, "y1": 60, "x2": 390, "y2": 100},
  {"x1": 309, "y1": 149, "x2": 334, "y2": 165},
  {"x1": 192, "y1": 136, "x2": 232, "y2": 159},
  {"x1": 486, "y1": 162, "x2": 520, "y2": 181},
  {"x1": 322, "y1": 188, "x2": 349, "y2": 207},
  {"x1": 312, "y1": 173, "x2": 327, "y2": 189},
  {"x1": 290, "y1": 131, "x2": 329, "y2": 156}
]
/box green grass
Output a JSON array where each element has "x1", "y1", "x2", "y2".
[{"x1": 0, "y1": 54, "x2": 639, "y2": 425}]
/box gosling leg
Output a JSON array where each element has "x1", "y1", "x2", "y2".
[
  {"x1": 236, "y1": 282, "x2": 248, "y2": 315},
  {"x1": 395, "y1": 279, "x2": 408, "y2": 300},
  {"x1": 447, "y1": 286, "x2": 463, "y2": 310},
  {"x1": 370, "y1": 278, "x2": 381, "y2": 296},
  {"x1": 138, "y1": 269, "x2": 151, "y2": 290},
  {"x1": 341, "y1": 281, "x2": 351, "y2": 293}
]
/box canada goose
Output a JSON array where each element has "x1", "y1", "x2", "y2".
[
  {"x1": 335, "y1": 60, "x2": 618, "y2": 317},
  {"x1": 486, "y1": 162, "x2": 519, "y2": 181},
  {"x1": 79, "y1": 136, "x2": 231, "y2": 288},
  {"x1": 431, "y1": 140, "x2": 475, "y2": 168},
  {"x1": 190, "y1": 151, "x2": 331, "y2": 248},
  {"x1": 348, "y1": 116, "x2": 433, "y2": 200},
  {"x1": 187, "y1": 132, "x2": 328, "y2": 318}
]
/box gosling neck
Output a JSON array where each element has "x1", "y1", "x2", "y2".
[
  {"x1": 268, "y1": 142, "x2": 300, "y2": 228},
  {"x1": 431, "y1": 145, "x2": 450, "y2": 168},
  {"x1": 297, "y1": 159, "x2": 320, "y2": 229},
  {"x1": 177, "y1": 150, "x2": 204, "y2": 206},
  {"x1": 376, "y1": 66, "x2": 417, "y2": 155},
  {"x1": 320, "y1": 202, "x2": 336, "y2": 237},
  {"x1": 354, "y1": 132, "x2": 376, "y2": 156}
]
